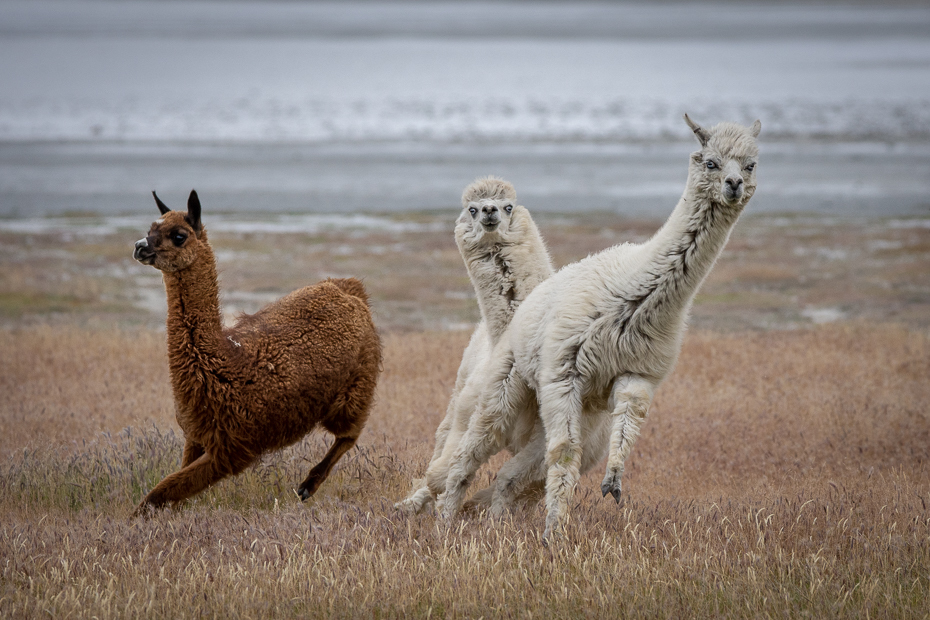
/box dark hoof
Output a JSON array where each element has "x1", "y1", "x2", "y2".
[
  {"x1": 542, "y1": 521, "x2": 561, "y2": 546},
  {"x1": 296, "y1": 486, "x2": 314, "y2": 502},
  {"x1": 132, "y1": 502, "x2": 155, "y2": 519},
  {"x1": 600, "y1": 474, "x2": 622, "y2": 504}
]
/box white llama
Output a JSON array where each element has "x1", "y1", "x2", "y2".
[
  {"x1": 396, "y1": 176, "x2": 555, "y2": 514},
  {"x1": 437, "y1": 116, "x2": 761, "y2": 541}
]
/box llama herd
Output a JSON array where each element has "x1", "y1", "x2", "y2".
[{"x1": 132, "y1": 115, "x2": 761, "y2": 541}]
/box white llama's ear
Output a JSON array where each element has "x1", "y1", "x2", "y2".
[
  {"x1": 187, "y1": 189, "x2": 202, "y2": 232},
  {"x1": 152, "y1": 191, "x2": 171, "y2": 215},
  {"x1": 683, "y1": 113, "x2": 710, "y2": 147},
  {"x1": 750, "y1": 119, "x2": 762, "y2": 137}
]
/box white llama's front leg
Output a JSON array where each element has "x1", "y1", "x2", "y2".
[
  {"x1": 490, "y1": 422, "x2": 546, "y2": 516},
  {"x1": 539, "y1": 376, "x2": 585, "y2": 543},
  {"x1": 438, "y1": 353, "x2": 529, "y2": 518},
  {"x1": 600, "y1": 374, "x2": 655, "y2": 503}
]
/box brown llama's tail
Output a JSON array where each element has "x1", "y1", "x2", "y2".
[{"x1": 326, "y1": 277, "x2": 371, "y2": 306}]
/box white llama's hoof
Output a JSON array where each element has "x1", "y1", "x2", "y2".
[
  {"x1": 436, "y1": 496, "x2": 455, "y2": 520},
  {"x1": 488, "y1": 502, "x2": 506, "y2": 518},
  {"x1": 600, "y1": 470, "x2": 623, "y2": 504},
  {"x1": 541, "y1": 517, "x2": 563, "y2": 547},
  {"x1": 394, "y1": 497, "x2": 425, "y2": 515}
]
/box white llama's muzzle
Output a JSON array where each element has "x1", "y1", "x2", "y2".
[
  {"x1": 480, "y1": 202, "x2": 501, "y2": 229},
  {"x1": 723, "y1": 175, "x2": 743, "y2": 203},
  {"x1": 721, "y1": 162, "x2": 745, "y2": 205}
]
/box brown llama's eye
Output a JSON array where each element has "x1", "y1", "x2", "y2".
[{"x1": 171, "y1": 231, "x2": 188, "y2": 247}]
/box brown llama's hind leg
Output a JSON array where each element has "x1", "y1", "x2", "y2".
[
  {"x1": 296, "y1": 373, "x2": 376, "y2": 501},
  {"x1": 181, "y1": 440, "x2": 205, "y2": 467},
  {"x1": 296, "y1": 435, "x2": 358, "y2": 500},
  {"x1": 133, "y1": 452, "x2": 229, "y2": 517}
]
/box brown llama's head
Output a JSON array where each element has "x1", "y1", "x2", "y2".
[{"x1": 133, "y1": 190, "x2": 205, "y2": 273}]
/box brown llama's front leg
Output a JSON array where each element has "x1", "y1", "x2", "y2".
[
  {"x1": 133, "y1": 452, "x2": 228, "y2": 517},
  {"x1": 181, "y1": 440, "x2": 205, "y2": 467},
  {"x1": 296, "y1": 436, "x2": 357, "y2": 501}
]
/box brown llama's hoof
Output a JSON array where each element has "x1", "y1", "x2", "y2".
[
  {"x1": 295, "y1": 485, "x2": 317, "y2": 502},
  {"x1": 131, "y1": 502, "x2": 156, "y2": 519}
]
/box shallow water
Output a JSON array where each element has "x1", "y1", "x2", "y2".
[
  {"x1": 0, "y1": 1, "x2": 928, "y2": 217},
  {"x1": 2, "y1": 140, "x2": 928, "y2": 217}
]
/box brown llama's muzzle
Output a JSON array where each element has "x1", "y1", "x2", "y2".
[{"x1": 133, "y1": 238, "x2": 156, "y2": 265}]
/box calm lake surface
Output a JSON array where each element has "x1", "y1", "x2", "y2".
[{"x1": 1, "y1": 1, "x2": 928, "y2": 217}]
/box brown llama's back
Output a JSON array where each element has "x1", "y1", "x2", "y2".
[{"x1": 325, "y1": 277, "x2": 371, "y2": 306}]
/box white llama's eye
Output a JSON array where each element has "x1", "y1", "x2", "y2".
[
  {"x1": 504, "y1": 204, "x2": 513, "y2": 214},
  {"x1": 745, "y1": 162, "x2": 756, "y2": 172},
  {"x1": 469, "y1": 207, "x2": 477, "y2": 216},
  {"x1": 705, "y1": 160, "x2": 717, "y2": 170}
]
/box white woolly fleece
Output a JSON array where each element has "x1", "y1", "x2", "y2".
[
  {"x1": 438, "y1": 118, "x2": 762, "y2": 541},
  {"x1": 396, "y1": 176, "x2": 555, "y2": 514}
]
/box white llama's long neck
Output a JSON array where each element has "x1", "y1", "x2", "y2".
[
  {"x1": 463, "y1": 244, "x2": 516, "y2": 343},
  {"x1": 458, "y1": 212, "x2": 553, "y2": 344},
  {"x1": 621, "y1": 176, "x2": 742, "y2": 334},
  {"x1": 162, "y1": 236, "x2": 227, "y2": 397}
]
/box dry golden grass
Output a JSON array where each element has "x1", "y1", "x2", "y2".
[
  {"x1": 1, "y1": 324, "x2": 928, "y2": 618},
  {"x1": 1, "y1": 211, "x2": 928, "y2": 617}
]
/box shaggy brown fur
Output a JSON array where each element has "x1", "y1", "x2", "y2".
[{"x1": 131, "y1": 190, "x2": 381, "y2": 515}]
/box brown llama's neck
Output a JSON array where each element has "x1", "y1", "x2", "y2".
[{"x1": 162, "y1": 233, "x2": 226, "y2": 395}]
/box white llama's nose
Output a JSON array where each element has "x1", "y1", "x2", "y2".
[
  {"x1": 481, "y1": 204, "x2": 500, "y2": 226},
  {"x1": 725, "y1": 175, "x2": 743, "y2": 190}
]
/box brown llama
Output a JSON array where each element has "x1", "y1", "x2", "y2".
[{"x1": 131, "y1": 190, "x2": 381, "y2": 516}]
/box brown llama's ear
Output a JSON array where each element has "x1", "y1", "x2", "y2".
[
  {"x1": 683, "y1": 113, "x2": 710, "y2": 147},
  {"x1": 750, "y1": 119, "x2": 762, "y2": 138},
  {"x1": 152, "y1": 191, "x2": 171, "y2": 215},
  {"x1": 186, "y1": 189, "x2": 202, "y2": 232}
]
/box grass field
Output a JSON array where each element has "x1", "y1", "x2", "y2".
[{"x1": 1, "y1": 212, "x2": 928, "y2": 617}]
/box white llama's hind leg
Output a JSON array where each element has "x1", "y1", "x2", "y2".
[
  {"x1": 424, "y1": 425, "x2": 468, "y2": 497},
  {"x1": 423, "y1": 372, "x2": 487, "y2": 498},
  {"x1": 396, "y1": 484, "x2": 435, "y2": 515},
  {"x1": 538, "y1": 376, "x2": 585, "y2": 543},
  {"x1": 600, "y1": 374, "x2": 655, "y2": 503},
  {"x1": 490, "y1": 422, "x2": 547, "y2": 516},
  {"x1": 395, "y1": 391, "x2": 459, "y2": 514},
  {"x1": 438, "y1": 352, "x2": 530, "y2": 518}
]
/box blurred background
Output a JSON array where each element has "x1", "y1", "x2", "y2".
[
  {"x1": 1, "y1": 0, "x2": 928, "y2": 333},
  {"x1": 0, "y1": 0, "x2": 928, "y2": 218}
]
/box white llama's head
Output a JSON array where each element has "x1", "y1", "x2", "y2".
[
  {"x1": 456, "y1": 176, "x2": 528, "y2": 246},
  {"x1": 684, "y1": 114, "x2": 761, "y2": 209},
  {"x1": 133, "y1": 190, "x2": 205, "y2": 273}
]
